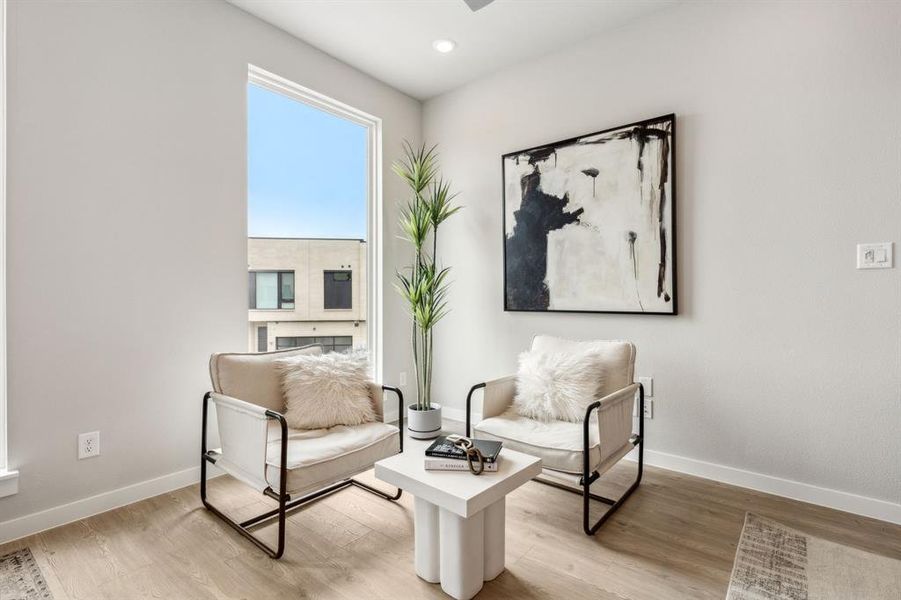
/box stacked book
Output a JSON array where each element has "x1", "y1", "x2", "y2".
[{"x1": 424, "y1": 436, "x2": 503, "y2": 472}]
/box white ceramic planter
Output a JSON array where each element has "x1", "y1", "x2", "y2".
[{"x1": 407, "y1": 403, "x2": 442, "y2": 440}]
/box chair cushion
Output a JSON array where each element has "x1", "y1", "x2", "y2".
[
  {"x1": 276, "y1": 351, "x2": 376, "y2": 430},
  {"x1": 474, "y1": 409, "x2": 600, "y2": 475},
  {"x1": 209, "y1": 345, "x2": 322, "y2": 412},
  {"x1": 530, "y1": 336, "x2": 635, "y2": 398},
  {"x1": 265, "y1": 421, "x2": 399, "y2": 494},
  {"x1": 513, "y1": 348, "x2": 607, "y2": 422}
]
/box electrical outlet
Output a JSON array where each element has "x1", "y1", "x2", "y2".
[
  {"x1": 78, "y1": 431, "x2": 100, "y2": 459},
  {"x1": 634, "y1": 398, "x2": 654, "y2": 419},
  {"x1": 399, "y1": 371, "x2": 407, "y2": 387}
]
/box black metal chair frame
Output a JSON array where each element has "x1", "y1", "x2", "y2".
[
  {"x1": 201, "y1": 385, "x2": 405, "y2": 559},
  {"x1": 466, "y1": 382, "x2": 644, "y2": 535}
]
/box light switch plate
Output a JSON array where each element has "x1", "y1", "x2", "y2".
[
  {"x1": 638, "y1": 376, "x2": 654, "y2": 397},
  {"x1": 857, "y1": 242, "x2": 894, "y2": 269}
]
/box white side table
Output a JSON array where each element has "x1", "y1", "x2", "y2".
[{"x1": 374, "y1": 439, "x2": 542, "y2": 600}]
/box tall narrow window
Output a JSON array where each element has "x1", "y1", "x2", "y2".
[
  {"x1": 280, "y1": 272, "x2": 295, "y2": 309},
  {"x1": 0, "y1": 0, "x2": 14, "y2": 496},
  {"x1": 247, "y1": 67, "x2": 379, "y2": 367}
]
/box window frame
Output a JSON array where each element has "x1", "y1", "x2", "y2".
[{"x1": 0, "y1": 0, "x2": 16, "y2": 498}]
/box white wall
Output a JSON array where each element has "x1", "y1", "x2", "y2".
[
  {"x1": 423, "y1": 1, "x2": 900, "y2": 510},
  {"x1": 1, "y1": 0, "x2": 418, "y2": 526}
]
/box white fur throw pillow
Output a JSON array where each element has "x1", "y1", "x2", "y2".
[
  {"x1": 275, "y1": 351, "x2": 376, "y2": 430},
  {"x1": 513, "y1": 349, "x2": 606, "y2": 423}
]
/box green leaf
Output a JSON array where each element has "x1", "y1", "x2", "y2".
[{"x1": 393, "y1": 139, "x2": 463, "y2": 407}]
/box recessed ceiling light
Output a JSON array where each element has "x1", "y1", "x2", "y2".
[{"x1": 432, "y1": 39, "x2": 457, "y2": 54}]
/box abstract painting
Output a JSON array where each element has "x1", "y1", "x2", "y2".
[{"x1": 503, "y1": 114, "x2": 676, "y2": 314}]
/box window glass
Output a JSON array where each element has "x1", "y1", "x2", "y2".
[
  {"x1": 255, "y1": 272, "x2": 278, "y2": 309},
  {"x1": 276, "y1": 335, "x2": 354, "y2": 354},
  {"x1": 324, "y1": 270, "x2": 352, "y2": 310},
  {"x1": 247, "y1": 78, "x2": 370, "y2": 355},
  {"x1": 280, "y1": 272, "x2": 295, "y2": 309},
  {"x1": 257, "y1": 326, "x2": 268, "y2": 352},
  {"x1": 333, "y1": 336, "x2": 353, "y2": 353}
]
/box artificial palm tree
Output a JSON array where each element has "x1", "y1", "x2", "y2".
[{"x1": 394, "y1": 142, "x2": 460, "y2": 412}]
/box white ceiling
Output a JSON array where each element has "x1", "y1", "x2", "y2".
[{"x1": 228, "y1": 0, "x2": 678, "y2": 100}]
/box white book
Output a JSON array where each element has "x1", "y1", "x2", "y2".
[{"x1": 424, "y1": 457, "x2": 499, "y2": 472}]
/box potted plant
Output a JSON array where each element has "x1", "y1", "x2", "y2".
[{"x1": 394, "y1": 142, "x2": 460, "y2": 440}]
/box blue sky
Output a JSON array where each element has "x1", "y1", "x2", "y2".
[{"x1": 247, "y1": 83, "x2": 367, "y2": 239}]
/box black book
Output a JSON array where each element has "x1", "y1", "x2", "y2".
[{"x1": 424, "y1": 436, "x2": 503, "y2": 463}]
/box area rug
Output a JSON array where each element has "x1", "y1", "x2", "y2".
[
  {"x1": 726, "y1": 513, "x2": 901, "y2": 600},
  {"x1": 0, "y1": 548, "x2": 54, "y2": 600}
]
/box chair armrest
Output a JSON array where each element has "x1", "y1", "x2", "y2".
[
  {"x1": 379, "y1": 385, "x2": 405, "y2": 453},
  {"x1": 596, "y1": 382, "x2": 641, "y2": 411},
  {"x1": 204, "y1": 392, "x2": 284, "y2": 493},
  {"x1": 209, "y1": 391, "x2": 271, "y2": 418},
  {"x1": 466, "y1": 375, "x2": 516, "y2": 436},
  {"x1": 584, "y1": 382, "x2": 643, "y2": 475}
]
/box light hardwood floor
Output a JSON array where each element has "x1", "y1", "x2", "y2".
[{"x1": 2, "y1": 440, "x2": 899, "y2": 599}]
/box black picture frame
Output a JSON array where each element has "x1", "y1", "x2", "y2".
[{"x1": 501, "y1": 113, "x2": 677, "y2": 316}]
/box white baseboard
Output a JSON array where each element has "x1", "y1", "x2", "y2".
[
  {"x1": 627, "y1": 448, "x2": 901, "y2": 525},
  {"x1": 3, "y1": 435, "x2": 896, "y2": 546},
  {"x1": 440, "y1": 407, "x2": 467, "y2": 423},
  {"x1": 437, "y1": 408, "x2": 899, "y2": 524},
  {"x1": 0, "y1": 465, "x2": 220, "y2": 544}
]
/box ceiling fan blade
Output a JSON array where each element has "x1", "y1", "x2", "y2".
[{"x1": 463, "y1": 0, "x2": 495, "y2": 11}]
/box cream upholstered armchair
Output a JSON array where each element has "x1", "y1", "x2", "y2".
[
  {"x1": 201, "y1": 345, "x2": 404, "y2": 558},
  {"x1": 465, "y1": 335, "x2": 643, "y2": 535}
]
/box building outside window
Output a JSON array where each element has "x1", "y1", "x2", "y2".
[{"x1": 246, "y1": 238, "x2": 366, "y2": 353}]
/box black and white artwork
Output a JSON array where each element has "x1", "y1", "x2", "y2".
[{"x1": 503, "y1": 114, "x2": 676, "y2": 314}]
